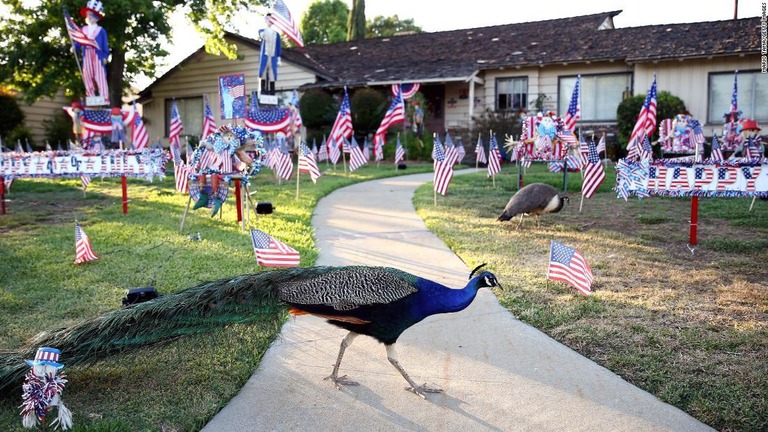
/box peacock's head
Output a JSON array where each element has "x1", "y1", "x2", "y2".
[{"x1": 469, "y1": 263, "x2": 504, "y2": 290}]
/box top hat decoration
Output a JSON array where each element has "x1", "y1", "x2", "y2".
[
  {"x1": 80, "y1": 0, "x2": 105, "y2": 20},
  {"x1": 25, "y1": 347, "x2": 64, "y2": 369}
]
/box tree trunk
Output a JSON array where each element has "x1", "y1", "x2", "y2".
[
  {"x1": 108, "y1": 47, "x2": 126, "y2": 108},
  {"x1": 346, "y1": 0, "x2": 366, "y2": 41}
]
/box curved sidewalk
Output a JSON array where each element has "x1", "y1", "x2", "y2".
[{"x1": 203, "y1": 171, "x2": 712, "y2": 432}]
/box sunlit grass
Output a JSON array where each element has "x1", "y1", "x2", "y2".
[{"x1": 414, "y1": 164, "x2": 767, "y2": 432}]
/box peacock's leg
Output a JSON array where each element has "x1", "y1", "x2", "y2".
[
  {"x1": 324, "y1": 332, "x2": 359, "y2": 388},
  {"x1": 516, "y1": 214, "x2": 524, "y2": 230},
  {"x1": 385, "y1": 344, "x2": 442, "y2": 398},
  {"x1": 536, "y1": 214, "x2": 541, "y2": 228}
]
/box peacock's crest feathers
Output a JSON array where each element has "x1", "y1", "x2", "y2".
[{"x1": 275, "y1": 266, "x2": 418, "y2": 310}]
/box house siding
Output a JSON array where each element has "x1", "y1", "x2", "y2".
[
  {"x1": 141, "y1": 40, "x2": 316, "y2": 144},
  {"x1": 17, "y1": 92, "x2": 69, "y2": 148}
]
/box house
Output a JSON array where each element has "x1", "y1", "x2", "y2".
[{"x1": 138, "y1": 10, "x2": 763, "y2": 149}]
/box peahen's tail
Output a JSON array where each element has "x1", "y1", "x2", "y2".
[{"x1": 0, "y1": 268, "x2": 317, "y2": 394}]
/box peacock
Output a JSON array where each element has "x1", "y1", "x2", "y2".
[
  {"x1": 0, "y1": 265, "x2": 502, "y2": 398},
  {"x1": 497, "y1": 182, "x2": 569, "y2": 230}
]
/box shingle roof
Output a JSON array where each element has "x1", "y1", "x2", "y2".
[
  {"x1": 140, "y1": 11, "x2": 761, "y2": 96},
  {"x1": 297, "y1": 11, "x2": 761, "y2": 87}
]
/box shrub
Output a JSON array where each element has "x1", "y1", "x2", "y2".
[
  {"x1": 299, "y1": 89, "x2": 335, "y2": 143},
  {"x1": 350, "y1": 87, "x2": 386, "y2": 141},
  {"x1": 0, "y1": 93, "x2": 25, "y2": 142},
  {"x1": 43, "y1": 109, "x2": 74, "y2": 147}
]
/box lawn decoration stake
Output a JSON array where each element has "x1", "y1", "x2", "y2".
[{"x1": 20, "y1": 347, "x2": 73, "y2": 430}]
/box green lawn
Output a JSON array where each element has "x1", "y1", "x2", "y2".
[
  {"x1": 1, "y1": 161, "x2": 766, "y2": 431},
  {"x1": 0, "y1": 162, "x2": 433, "y2": 431}
]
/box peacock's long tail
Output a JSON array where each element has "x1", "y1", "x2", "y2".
[{"x1": 0, "y1": 268, "x2": 317, "y2": 394}]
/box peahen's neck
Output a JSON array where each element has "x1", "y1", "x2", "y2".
[{"x1": 416, "y1": 277, "x2": 482, "y2": 317}]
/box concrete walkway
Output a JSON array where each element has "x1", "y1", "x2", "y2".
[{"x1": 203, "y1": 172, "x2": 712, "y2": 432}]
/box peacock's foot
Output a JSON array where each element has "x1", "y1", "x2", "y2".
[
  {"x1": 406, "y1": 383, "x2": 443, "y2": 398},
  {"x1": 324, "y1": 374, "x2": 359, "y2": 389}
]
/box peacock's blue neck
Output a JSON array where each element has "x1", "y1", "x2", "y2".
[{"x1": 415, "y1": 277, "x2": 482, "y2": 317}]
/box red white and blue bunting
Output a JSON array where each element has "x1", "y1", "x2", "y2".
[
  {"x1": 615, "y1": 158, "x2": 768, "y2": 199},
  {"x1": 0, "y1": 149, "x2": 167, "y2": 181}
]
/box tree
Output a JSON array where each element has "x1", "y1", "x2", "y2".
[
  {"x1": 0, "y1": 93, "x2": 25, "y2": 142},
  {"x1": 366, "y1": 15, "x2": 422, "y2": 38},
  {"x1": 300, "y1": 0, "x2": 348, "y2": 45},
  {"x1": 346, "y1": 0, "x2": 365, "y2": 41},
  {"x1": 0, "y1": 0, "x2": 269, "y2": 107}
]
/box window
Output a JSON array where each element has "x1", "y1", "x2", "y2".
[
  {"x1": 558, "y1": 73, "x2": 632, "y2": 122},
  {"x1": 165, "y1": 97, "x2": 203, "y2": 138},
  {"x1": 708, "y1": 71, "x2": 768, "y2": 123},
  {"x1": 496, "y1": 77, "x2": 528, "y2": 111}
]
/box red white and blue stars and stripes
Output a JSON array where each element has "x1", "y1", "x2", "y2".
[
  {"x1": 329, "y1": 88, "x2": 353, "y2": 146},
  {"x1": 581, "y1": 139, "x2": 606, "y2": 199},
  {"x1": 487, "y1": 134, "x2": 501, "y2": 178},
  {"x1": 250, "y1": 228, "x2": 300, "y2": 267},
  {"x1": 348, "y1": 136, "x2": 368, "y2": 172},
  {"x1": 730, "y1": 71, "x2": 739, "y2": 113},
  {"x1": 245, "y1": 107, "x2": 291, "y2": 133},
  {"x1": 63, "y1": 10, "x2": 97, "y2": 48},
  {"x1": 433, "y1": 136, "x2": 456, "y2": 196},
  {"x1": 562, "y1": 75, "x2": 581, "y2": 132},
  {"x1": 547, "y1": 240, "x2": 593, "y2": 296},
  {"x1": 202, "y1": 95, "x2": 217, "y2": 140},
  {"x1": 391, "y1": 83, "x2": 420, "y2": 100},
  {"x1": 298, "y1": 142, "x2": 320, "y2": 183},
  {"x1": 374, "y1": 87, "x2": 405, "y2": 153},
  {"x1": 131, "y1": 103, "x2": 149, "y2": 150},
  {"x1": 475, "y1": 135, "x2": 487, "y2": 164},
  {"x1": 710, "y1": 135, "x2": 724, "y2": 161},
  {"x1": 628, "y1": 76, "x2": 658, "y2": 160},
  {"x1": 394, "y1": 136, "x2": 405, "y2": 165},
  {"x1": 169, "y1": 100, "x2": 183, "y2": 150},
  {"x1": 74, "y1": 222, "x2": 98, "y2": 264},
  {"x1": 269, "y1": 0, "x2": 304, "y2": 48}
]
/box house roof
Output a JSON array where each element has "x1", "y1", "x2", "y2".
[{"x1": 140, "y1": 11, "x2": 761, "y2": 96}]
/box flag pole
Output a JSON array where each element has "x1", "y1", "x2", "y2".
[
  {"x1": 342, "y1": 142, "x2": 348, "y2": 176},
  {"x1": 62, "y1": 9, "x2": 86, "y2": 90},
  {"x1": 295, "y1": 151, "x2": 301, "y2": 200}
]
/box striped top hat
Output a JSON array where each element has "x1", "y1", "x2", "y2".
[
  {"x1": 26, "y1": 347, "x2": 64, "y2": 369},
  {"x1": 80, "y1": 0, "x2": 105, "y2": 20}
]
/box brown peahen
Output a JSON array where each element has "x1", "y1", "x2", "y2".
[
  {"x1": 1, "y1": 265, "x2": 502, "y2": 398},
  {"x1": 497, "y1": 182, "x2": 569, "y2": 229}
]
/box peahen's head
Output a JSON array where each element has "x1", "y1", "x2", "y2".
[{"x1": 468, "y1": 263, "x2": 504, "y2": 290}]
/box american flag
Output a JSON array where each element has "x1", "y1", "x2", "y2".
[
  {"x1": 81, "y1": 109, "x2": 113, "y2": 133},
  {"x1": 391, "y1": 83, "x2": 420, "y2": 100},
  {"x1": 362, "y1": 138, "x2": 371, "y2": 160},
  {"x1": 375, "y1": 86, "x2": 405, "y2": 150},
  {"x1": 640, "y1": 136, "x2": 653, "y2": 161},
  {"x1": 269, "y1": 0, "x2": 304, "y2": 47},
  {"x1": 475, "y1": 135, "x2": 487, "y2": 163},
  {"x1": 348, "y1": 137, "x2": 367, "y2": 171},
  {"x1": 275, "y1": 145, "x2": 293, "y2": 181},
  {"x1": 229, "y1": 84, "x2": 246, "y2": 99},
  {"x1": 433, "y1": 137, "x2": 456, "y2": 196},
  {"x1": 131, "y1": 102, "x2": 149, "y2": 150},
  {"x1": 562, "y1": 75, "x2": 581, "y2": 132},
  {"x1": 394, "y1": 136, "x2": 405, "y2": 164},
  {"x1": 63, "y1": 10, "x2": 98, "y2": 48},
  {"x1": 316, "y1": 137, "x2": 328, "y2": 162},
  {"x1": 710, "y1": 135, "x2": 724, "y2": 161},
  {"x1": 174, "y1": 164, "x2": 194, "y2": 193},
  {"x1": 169, "y1": 100, "x2": 184, "y2": 152},
  {"x1": 581, "y1": 139, "x2": 605, "y2": 199},
  {"x1": 547, "y1": 240, "x2": 593, "y2": 296},
  {"x1": 455, "y1": 137, "x2": 466, "y2": 163},
  {"x1": 596, "y1": 133, "x2": 606, "y2": 155},
  {"x1": 730, "y1": 71, "x2": 739, "y2": 113},
  {"x1": 250, "y1": 228, "x2": 300, "y2": 267},
  {"x1": 81, "y1": 174, "x2": 91, "y2": 191},
  {"x1": 186, "y1": 141, "x2": 195, "y2": 165},
  {"x1": 74, "y1": 222, "x2": 98, "y2": 264},
  {"x1": 218, "y1": 149, "x2": 232, "y2": 173},
  {"x1": 328, "y1": 138, "x2": 341, "y2": 165},
  {"x1": 298, "y1": 142, "x2": 321, "y2": 183},
  {"x1": 628, "y1": 76, "x2": 658, "y2": 159},
  {"x1": 202, "y1": 95, "x2": 217, "y2": 140},
  {"x1": 329, "y1": 89, "x2": 353, "y2": 146},
  {"x1": 488, "y1": 134, "x2": 501, "y2": 178},
  {"x1": 245, "y1": 107, "x2": 291, "y2": 133}
]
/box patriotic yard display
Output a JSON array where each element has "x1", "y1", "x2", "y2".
[
  {"x1": 20, "y1": 347, "x2": 73, "y2": 430},
  {"x1": 188, "y1": 125, "x2": 266, "y2": 217}
]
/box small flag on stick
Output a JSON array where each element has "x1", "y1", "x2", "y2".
[
  {"x1": 547, "y1": 240, "x2": 593, "y2": 296},
  {"x1": 250, "y1": 229, "x2": 300, "y2": 267},
  {"x1": 74, "y1": 222, "x2": 98, "y2": 264}
]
